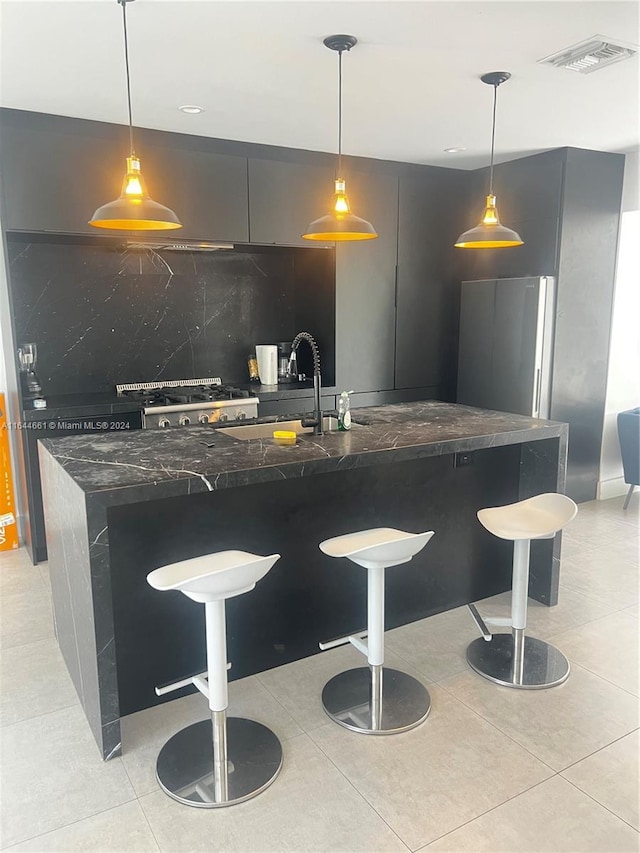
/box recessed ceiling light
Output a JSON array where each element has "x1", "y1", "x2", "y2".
[
  {"x1": 178, "y1": 105, "x2": 204, "y2": 114},
  {"x1": 444, "y1": 147, "x2": 467, "y2": 153}
]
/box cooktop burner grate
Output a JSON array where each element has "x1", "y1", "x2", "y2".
[{"x1": 116, "y1": 378, "x2": 250, "y2": 407}]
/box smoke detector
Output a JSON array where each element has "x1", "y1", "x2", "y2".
[{"x1": 539, "y1": 35, "x2": 638, "y2": 74}]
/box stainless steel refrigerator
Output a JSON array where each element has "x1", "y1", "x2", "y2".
[{"x1": 456, "y1": 276, "x2": 555, "y2": 418}]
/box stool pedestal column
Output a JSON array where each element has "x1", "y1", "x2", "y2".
[
  {"x1": 155, "y1": 597, "x2": 283, "y2": 807},
  {"x1": 467, "y1": 538, "x2": 571, "y2": 689},
  {"x1": 321, "y1": 558, "x2": 431, "y2": 735}
]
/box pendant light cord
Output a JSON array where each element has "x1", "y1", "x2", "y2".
[
  {"x1": 337, "y1": 48, "x2": 343, "y2": 177},
  {"x1": 119, "y1": 0, "x2": 135, "y2": 157},
  {"x1": 488, "y1": 83, "x2": 498, "y2": 196}
]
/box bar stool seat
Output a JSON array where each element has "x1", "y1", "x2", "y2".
[
  {"x1": 319, "y1": 527, "x2": 434, "y2": 735},
  {"x1": 319, "y1": 527, "x2": 432, "y2": 567},
  {"x1": 467, "y1": 493, "x2": 577, "y2": 689},
  {"x1": 147, "y1": 550, "x2": 283, "y2": 808},
  {"x1": 147, "y1": 550, "x2": 277, "y2": 602},
  {"x1": 478, "y1": 493, "x2": 578, "y2": 541}
]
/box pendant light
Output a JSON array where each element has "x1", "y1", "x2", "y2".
[
  {"x1": 89, "y1": 0, "x2": 182, "y2": 231},
  {"x1": 302, "y1": 35, "x2": 377, "y2": 242},
  {"x1": 455, "y1": 72, "x2": 522, "y2": 249}
]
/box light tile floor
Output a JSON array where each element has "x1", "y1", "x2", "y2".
[{"x1": 1, "y1": 497, "x2": 638, "y2": 852}]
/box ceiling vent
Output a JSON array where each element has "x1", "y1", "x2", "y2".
[{"x1": 539, "y1": 35, "x2": 638, "y2": 74}]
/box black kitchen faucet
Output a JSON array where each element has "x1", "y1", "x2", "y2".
[{"x1": 289, "y1": 331, "x2": 323, "y2": 436}]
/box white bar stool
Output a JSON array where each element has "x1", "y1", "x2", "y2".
[
  {"x1": 467, "y1": 493, "x2": 577, "y2": 689},
  {"x1": 318, "y1": 527, "x2": 435, "y2": 734},
  {"x1": 147, "y1": 550, "x2": 283, "y2": 808}
]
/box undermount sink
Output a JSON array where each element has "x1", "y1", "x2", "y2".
[{"x1": 217, "y1": 416, "x2": 345, "y2": 441}]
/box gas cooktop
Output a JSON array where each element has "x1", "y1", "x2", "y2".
[
  {"x1": 118, "y1": 384, "x2": 250, "y2": 407},
  {"x1": 116, "y1": 378, "x2": 258, "y2": 429}
]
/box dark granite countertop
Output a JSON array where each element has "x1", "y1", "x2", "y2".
[{"x1": 38, "y1": 401, "x2": 567, "y2": 505}]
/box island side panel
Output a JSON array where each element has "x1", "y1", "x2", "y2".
[
  {"x1": 518, "y1": 430, "x2": 569, "y2": 605},
  {"x1": 108, "y1": 444, "x2": 522, "y2": 716},
  {"x1": 85, "y1": 497, "x2": 122, "y2": 760},
  {"x1": 38, "y1": 444, "x2": 111, "y2": 755}
]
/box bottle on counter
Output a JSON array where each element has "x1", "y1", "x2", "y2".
[
  {"x1": 338, "y1": 390, "x2": 354, "y2": 431},
  {"x1": 247, "y1": 353, "x2": 260, "y2": 383}
]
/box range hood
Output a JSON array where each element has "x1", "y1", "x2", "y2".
[{"x1": 125, "y1": 240, "x2": 234, "y2": 252}]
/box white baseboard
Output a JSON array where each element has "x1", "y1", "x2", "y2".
[{"x1": 597, "y1": 477, "x2": 631, "y2": 501}]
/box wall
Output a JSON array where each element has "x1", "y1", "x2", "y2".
[{"x1": 7, "y1": 236, "x2": 336, "y2": 394}]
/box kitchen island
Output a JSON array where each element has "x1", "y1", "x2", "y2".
[{"x1": 39, "y1": 401, "x2": 568, "y2": 759}]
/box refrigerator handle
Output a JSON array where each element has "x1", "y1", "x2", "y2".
[{"x1": 534, "y1": 368, "x2": 542, "y2": 417}]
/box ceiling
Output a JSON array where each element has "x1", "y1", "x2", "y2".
[{"x1": 0, "y1": 0, "x2": 638, "y2": 170}]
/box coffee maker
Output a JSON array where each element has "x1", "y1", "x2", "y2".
[{"x1": 277, "y1": 341, "x2": 295, "y2": 383}]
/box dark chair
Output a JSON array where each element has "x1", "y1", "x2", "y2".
[{"x1": 617, "y1": 408, "x2": 640, "y2": 510}]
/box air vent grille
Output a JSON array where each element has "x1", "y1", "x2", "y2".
[{"x1": 539, "y1": 36, "x2": 637, "y2": 74}]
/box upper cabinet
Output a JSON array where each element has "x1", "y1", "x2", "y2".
[
  {"x1": 0, "y1": 123, "x2": 120, "y2": 235},
  {"x1": 134, "y1": 140, "x2": 249, "y2": 243},
  {"x1": 459, "y1": 150, "x2": 565, "y2": 283},
  {"x1": 248, "y1": 158, "x2": 334, "y2": 247},
  {"x1": 0, "y1": 118, "x2": 249, "y2": 242},
  {"x1": 335, "y1": 168, "x2": 399, "y2": 393},
  {"x1": 395, "y1": 168, "x2": 468, "y2": 395}
]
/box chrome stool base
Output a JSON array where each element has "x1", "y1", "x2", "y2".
[
  {"x1": 322, "y1": 666, "x2": 431, "y2": 734},
  {"x1": 156, "y1": 717, "x2": 283, "y2": 808},
  {"x1": 466, "y1": 633, "x2": 570, "y2": 689}
]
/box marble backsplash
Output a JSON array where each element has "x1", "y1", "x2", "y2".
[{"x1": 8, "y1": 238, "x2": 335, "y2": 395}]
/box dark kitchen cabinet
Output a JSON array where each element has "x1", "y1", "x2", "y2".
[
  {"x1": 395, "y1": 168, "x2": 468, "y2": 395},
  {"x1": 460, "y1": 149, "x2": 564, "y2": 283},
  {"x1": 335, "y1": 168, "x2": 399, "y2": 393},
  {"x1": 0, "y1": 116, "x2": 249, "y2": 242},
  {"x1": 0, "y1": 123, "x2": 124, "y2": 235},
  {"x1": 466, "y1": 148, "x2": 564, "y2": 228},
  {"x1": 136, "y1": 137, "x2": 249, "y2": 242},
  {"x1": 460, "y1": 213, "x2": 560, "y2": 283},
  {"x1": 248, "y1": 158, "x2": 334, "y2": 246},
  {"x1": 551, "y1": 147, "x2": 625, "y2": 502}
]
